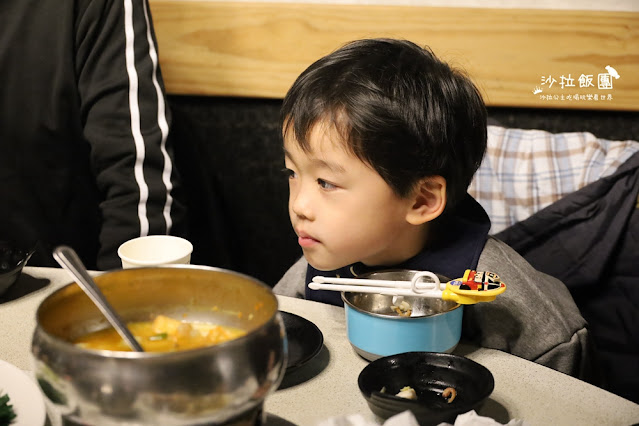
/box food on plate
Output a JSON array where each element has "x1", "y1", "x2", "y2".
[
  {"x1": 379, "y1": 384, "x2": 455, "y2": 403},
  {"x1": 442, "y1": 386, "x2": 457, "y2": 403},
  {"x1": 0, "y1": 392, "x2": 17, "y2": 426},
  {"x1": 390, "y1": 300, "x2": 412, "y2": 317},
  {"x1": 394, "y1": 386, "x2": 417, "y2": 400},
  {"x1": 74, "y1": 315, "x2": 246, "y2": 352}
]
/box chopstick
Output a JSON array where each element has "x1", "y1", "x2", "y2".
[
  {"x1": 310, "y1": 270, "x2": 508, "y2": 304},
  {"x1": 308, "y1": 281, "x2": 444, "y2": 298},
  {"x1": 311, "y1": 276, "x2": 446, "y2": 290},
  {"x1": 309, "y1": 272, "x2": 447, "y2": 298}
]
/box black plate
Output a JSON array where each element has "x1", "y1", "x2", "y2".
[
  {"x1": 358, "y1": 352, "x2": 494, "y2": 426},
  {"x1": 280, "y1": 311, "x2": 324, "y2": 372}
]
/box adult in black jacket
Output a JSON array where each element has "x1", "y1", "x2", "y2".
[
  {"x1": 496, "y1": 151, "x2": 639, "y2": 403},
  {"x1": 0, "y1": 0, "x2": 187, "y2": 270}
]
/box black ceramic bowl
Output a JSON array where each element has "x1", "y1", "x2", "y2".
[
  {"x1": 0, "y1": 242, "x2": 34, "y2": 296},
  {"x1": 358, "y1": 352, "x2": 494, "y2": 425}
]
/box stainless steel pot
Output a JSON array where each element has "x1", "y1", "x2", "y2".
[
  {"x1": 341, "y1": 270, "x2": 462, "y2": 361},
  {"x1": 31, "y1": 265, "x2": 287, "y2": 425}
]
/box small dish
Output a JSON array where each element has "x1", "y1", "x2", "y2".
[
  {"x1": 0, "y1": 243, "x2": 34, "y2": 296},
  {"x1": 0, "y1": 360, "x2": 47, "y2": 426},
  {"x1": 280, "y1": 311, "x2": 324, "y2": 372},
  {"x1": 358, "y1": 351, "x2": 494, "y2": 426}
]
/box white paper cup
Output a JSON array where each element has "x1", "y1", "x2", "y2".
[{"x1": 117, "y1": 235, "x2": 193, "y2": 269}]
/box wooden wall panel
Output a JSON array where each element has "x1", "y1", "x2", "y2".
[{"x1": 149, "y1": 1, "x2": 639, "y2": 111}]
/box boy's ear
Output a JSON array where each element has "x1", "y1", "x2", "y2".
[{"x1": 405, "y1": 176, "x2": 447, "y2": 225}]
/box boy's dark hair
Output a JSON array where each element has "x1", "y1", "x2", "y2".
[{"x1": 280, "y1": 38, "x2": 487, "y2": 209}]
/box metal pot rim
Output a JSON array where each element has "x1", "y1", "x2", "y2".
[
  {"x1": 341, "y1": 292, "x2": 461, "y2": 319},
  {"x1": 34, "y1": 264, "x2": 280, "y2": 359}
]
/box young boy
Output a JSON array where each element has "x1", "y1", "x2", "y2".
[{"x1": 273, "y1": 38, "x2": 594, "y2": 381}]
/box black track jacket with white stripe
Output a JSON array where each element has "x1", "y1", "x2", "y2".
[{"x1": 0, "y1": 0, "x2": 187, "y2": 270}]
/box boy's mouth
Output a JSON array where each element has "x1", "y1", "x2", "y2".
[
  {"x1": 296, "y1": 230, "x2": 320, "y2": 248},
  {"x1": 298, "y1": 236, "x2": 319, "y2": 248}
]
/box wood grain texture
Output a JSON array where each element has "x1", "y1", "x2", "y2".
[{"x1": 149, "y1": 1, "x2": 639, "y2": 110}]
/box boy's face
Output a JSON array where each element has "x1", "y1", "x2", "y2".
[{"x1": 283, "y1": 122, "x2": 421, "y2": 271}]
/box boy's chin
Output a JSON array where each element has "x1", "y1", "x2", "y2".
[{"x1": 304, "y1": 255, "x2": 346, "y2": 272}]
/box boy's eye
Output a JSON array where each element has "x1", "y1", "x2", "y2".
[
  {"x1": 282, "y1": 168, "x2": 296, "y2": 179},
  {"x1": 317, "y1": 179, "x2": 337, "y2": 190}
]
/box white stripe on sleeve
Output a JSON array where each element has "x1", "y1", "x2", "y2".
[
  {"x1": 142, "y1": 0, "x2": 174, "y2": 233},
  {"x1": 124, "y1": 0, "x2": 150, "y2": 236}
]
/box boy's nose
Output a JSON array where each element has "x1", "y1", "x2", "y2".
[{"x1": 290, "y1": 189, "x2": 314, "y2": 220}]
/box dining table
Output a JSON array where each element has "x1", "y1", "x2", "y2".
[{"x1": 1, "y1": 266, "x2": 638, "y2": 426}]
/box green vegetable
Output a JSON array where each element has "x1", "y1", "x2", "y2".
[
  {"x1": 37, "y1": 378, "x2": 67, "y2": 405},
  {"x1": 0, "y1": 392, "x2": 17, "y2": 426},
  {"x1": 149, "y1": 333, "x2": 168, "y2": 341}
]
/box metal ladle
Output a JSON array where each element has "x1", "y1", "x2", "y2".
[{"x1": 53, "y1": 245, "x2": 144, "y2": 352}]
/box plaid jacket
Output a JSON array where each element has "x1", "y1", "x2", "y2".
[{"x1": 469, "y1": 125, "x2": 639, "y2": 234}]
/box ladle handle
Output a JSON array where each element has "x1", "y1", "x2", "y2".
[{"x1": 53, "y1": 245, "x2": 144, "y2": 352}]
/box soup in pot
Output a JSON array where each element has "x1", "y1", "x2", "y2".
[{"x1": 74, "y1": 315, "x2": 246, "y2": 352}]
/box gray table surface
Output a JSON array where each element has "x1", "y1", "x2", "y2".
[{"x1": 1, "y1": 266, "x2": 638, "y2": 425}]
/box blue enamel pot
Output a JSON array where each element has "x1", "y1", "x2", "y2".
[{"x1": 341, "y1": 270, "x2": 463, "y2": 361}]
